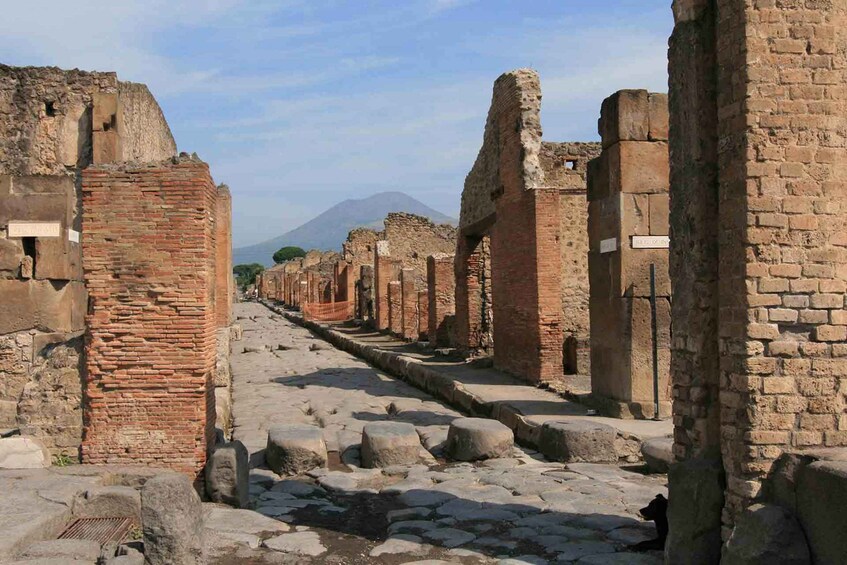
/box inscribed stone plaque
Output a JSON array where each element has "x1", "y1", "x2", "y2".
[
  {"x1": 7, "y1": 221, "x2": 62, "y2": 238},
  {"x1": 600, "y1": 238, "x2": 617, "y2": 254},
  {"x1": 631, "y1": 235, "x2": 670, "y2": 249}
]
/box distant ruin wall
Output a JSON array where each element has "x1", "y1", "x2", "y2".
[{"x1": 81, "y1": 158, "x2": 216, "y2": 475}]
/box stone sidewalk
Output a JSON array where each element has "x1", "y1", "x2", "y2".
[
  {"x1": 209, "y1": 301, "x2": 668, "y2": 564},
  {"x1": 263, "y1": 301, "x2": 671, "y2": 460}
]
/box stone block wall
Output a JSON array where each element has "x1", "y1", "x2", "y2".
[
  {"x1": 81, "y1": 157, "x2": 216, "y2": 476},
  {"x1": 587, "y1": 90, "x2": 671, "y2": 419},
  {"x1": 382, "y1": 213, "x2": 457, "y2": 288},
  {"x1": 667, "y1": 0, "x2": 847, "y2": 557},
  {"x1": 427, "y1": 253, "x2": 455, "y2": 347},
  {"x1": 343, "y1": 228, "x2": 379, "y2": 319}
]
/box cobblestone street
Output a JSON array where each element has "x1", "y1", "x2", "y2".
[{"x1": 205, "y1": 302, "x2": 666, "y2": 564}]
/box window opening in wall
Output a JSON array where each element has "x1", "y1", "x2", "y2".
[
  {"x1": 564, "y1": 159, "x2": 577, "y2": 170},
  {"x1": 103, "y1": 113, "x2": 117, "y2": 132},
  {"x1": 22, "y1": 236, "x2": 36, "y2": 274},
  {"x1": 45, "y1": 101, "x2": 56, "y2": 117}
]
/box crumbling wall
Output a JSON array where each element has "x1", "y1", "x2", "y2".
[
  {"x1": 382, "y1": 213, "x2": 456, "y2": 288},
  {"x1": 117, "y1": 81, "x2": 178, "y2": 162},
  {"x1": 343, "y1": 228, "x2": 379, "y2": 318},
  {"x1": 81, "y1": 157, "x2": 216, "y2": 475}
]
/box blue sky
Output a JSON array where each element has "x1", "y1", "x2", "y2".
[{"x1": 2, "y1": 1, "x2": 672, "y2": 247}]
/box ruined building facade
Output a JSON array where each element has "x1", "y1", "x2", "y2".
[
  {"x1": 0, "y1": 65, "x2": 233, "y2": 477},
  {"x1": 456, "y1": 69, "x2": 600, "y2": 383}
]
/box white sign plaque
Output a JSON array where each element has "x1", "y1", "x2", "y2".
[
  {"x1": 631, "y1": 235, "x2": 670, "y2": 249},
  {"x1": 68, "y1": 229, "x2": 80, "y2": 243},
  {"x1": 600, "y1": 238, "x2": 617, "y2": 254},
  {"x1": 7, "y1": 221, "x2": 62, "y2": 238}
]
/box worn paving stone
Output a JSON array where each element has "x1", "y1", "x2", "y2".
[{"x1": 262, "y1": 531, "x2": 327, "y2": 556}]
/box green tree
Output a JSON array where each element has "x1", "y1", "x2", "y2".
[
  {"x1": 273, "y1": 246, "x2": 307, "y2": 264},
  {"x1": 233, "y1": 263, "x2": 265, "y2": 290}
]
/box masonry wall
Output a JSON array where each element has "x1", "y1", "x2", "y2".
[
  {"x1": 81, "y1": 158, "x2": 216, "y2": 476},
  {"x1": 343, "y1": 228, "x2": 379, "y2": 319},
  {"x1": 587, "y1": 90, "x2": 671, "y2": 419},
  {"x1": 541, "y1": 141, "x2": 601, "y2": 375},
  {"x1": 400, "y1": 268, "x2": 418, "y2": 340},
  {"x1": 667, "y1": 0, "x2": 847, "y2": 556},
  {"x1": 382, "y1": 213, "x2": 456, "y2": 288},
  {"x1": 388, "y1": 281, "x2": 403, "y2": 336},
  {"x1": 0, "y1": 65, "x2": 175, "y2": 454}
]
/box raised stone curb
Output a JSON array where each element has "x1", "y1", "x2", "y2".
[
  {"x1": 264, "y1": 301, "x2": 647, "y2": 462},
  {"x1": 266, "y1": 424, "x2": 327, "y2": 476},
  {"x1": 446, "y1": 418, "x2": 514, "y2": 461},
  {"x1": 641, "y1": 436, "x2": 673, "y2": 473}
]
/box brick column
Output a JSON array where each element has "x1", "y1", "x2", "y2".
[
  {"x1": 299, "y1": 280, "x2": 308, "y2": 306},
  {"x1": 359, "y1": 265, "x2": 374, "y2": 321},
  {"x1": 454, "y1": 235, "x2": 486, "y2": 352},
  {"x1": 388, "y1": 281, "x2": 402, "y2": 336},
  {"x1": 215, "y1": 184, "x2": 232, "y2": 327},
  {"x1": 81, "y1": 159, "x2": 216, "y2": 476},
  {"x1": 373, "y1": 241, "x2": 392, "y2": 330},
  {"x1": 417, "y1": 290, "x2": 429, "y2": 341},
  {"x1": 427, "y1": 253, "x2": 455, "y2": 347},
  {"x1": 400, "y1": 268, "x2": 418, "y2": 340},
  {"x1": 587, "y1": 89, "x2": 671, "y2": 419}
]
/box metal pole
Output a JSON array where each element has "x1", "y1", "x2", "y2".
[{"x1": 650, "y1": 263, "x2": 660, "y2": 420}]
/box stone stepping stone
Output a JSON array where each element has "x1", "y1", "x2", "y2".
[
  {"x1": 445, "y1": 418, "x2": 514, "y2": 462},
  {"x1": 641, "y1": 436, "x2": 673, "y2": 473},
  {"x1": 361, "y1": 422, "x2": 423, "y2": 468},
  {"x1": 266, "y1": 424, "x2": 327, "y2": 476},
  {"x1": 262, "y1": 531, "x2": 327, "y2": 556},
  {"x1": 538, "y1": 420, "x2": 617, "y2": 463}
]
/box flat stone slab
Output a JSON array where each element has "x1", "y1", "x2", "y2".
[
  {"x1": 19, "y1": 539, "x2": 101, "y2": 561},
  {"x1": 262, "y1": 531, "x2": 327, "y2": 556},
  {"x1": 0, "y1": 437, "x2": 50, "y2": 469},
  {"x1": 641, "y1": 436, "x2": 673, "y2": 473},
  {"x1": 446, "y1": 417, "x2": 514, "y2": 461},
  {"x1": 538, "y1": 420, "x2": 617, "y2": 463},
  {"x1": 266, "y1": 424, "x2": 327, "y2": 476},
  {"x1": 361, "y1": 422, "x2": 423, "y2": 468}
]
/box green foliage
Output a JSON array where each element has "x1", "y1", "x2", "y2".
[
  {"x1": 273, "y1": 246, "x2": 307, "y2": 264},
  {"x1": 53, "y1": 453, "x2": 77, "y2": 467},
  {"x1": 233, "y1": 263, "x2": 265, "y2": 290}
]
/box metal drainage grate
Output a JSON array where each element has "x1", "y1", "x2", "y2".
[{"x1": 58, "y1": 517, "x2": 135, "y2": 545}]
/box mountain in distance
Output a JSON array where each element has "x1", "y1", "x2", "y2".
[{"x1": 234, "y1": 191, "x2": 457, "y2": 267}]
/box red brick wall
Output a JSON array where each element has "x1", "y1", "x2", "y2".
[
  {"x1": 215, "y1": 185, "x2": 232, "y2": 327},
  {"x1": 417, "y1": 290, "x2": 429, "y2": 341},
  {"x1": 373, "y1": 241, "x2": 392, "y2": 330},
  {"x1": 427, "y1": 253, "x2": 455, "y2": 347},
  {"x1": 81, "y1": 159, "x2": 216, "y2": 476},
  {"x1": 400, "y1": 268, "x2": 418, "y2": 340},
  {"x1": 492, "y1": 187, "x2": 564, "y2": 382}
]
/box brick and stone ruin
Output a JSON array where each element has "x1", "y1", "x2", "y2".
[{"x1": 2, "y1": 1, "x2": 847, "y2": 562}]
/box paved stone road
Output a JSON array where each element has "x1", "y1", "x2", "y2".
[{"x1": 206, "y1": 302, "x2": 666, "y2": 564}]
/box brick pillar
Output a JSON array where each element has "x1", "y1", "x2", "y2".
[
  {"x1": 454, "y1": 235, "x2": 484, "y2": 352},
  {"x1": 491, "y1": 186, "x2": 563, "y2": 383},
  {"x1": 299, "y1": 280, "x2": 308, "y2": 305},
  {"x1": 215, "y1": 185, "x2": 232, "y2": 327},
  {"x1": 81, "y1": 159, "x2": 216, "y2": 476},
  {"x1": 587, "y1": 89, "x2": 671, "y2": 419},
  {"x1": 374, "y1": 241, "x2": 392, "y2": 330},
  {"x1": 417, "y1": 290, "x2": 429, "y2": 341},
  {"x1": 400, "y1": 268, "x2": 418, "y2": 340},
  {"x1": 388, "y1": 281, "x2": 402, "y2": 336},
  {"x1": 428, "y1": 253, "x2": 455, "y2": 347}
]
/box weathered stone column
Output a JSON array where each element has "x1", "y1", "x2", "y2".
[
  {"x1": 388, "y1": 281, "x2": 402, "y2": 336},
  {"x1": 359, "y1": 265, "x2": 374, "y2": 321},
  {"x1": 427, "y1": 253, "x2": 455, "y2": 347},
  {"x1": 587, "y1": 89, "x2": 671, "y2": 419},
  {"x1": 400, "y1": 268, "x2": 418, "y2": 340}
]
